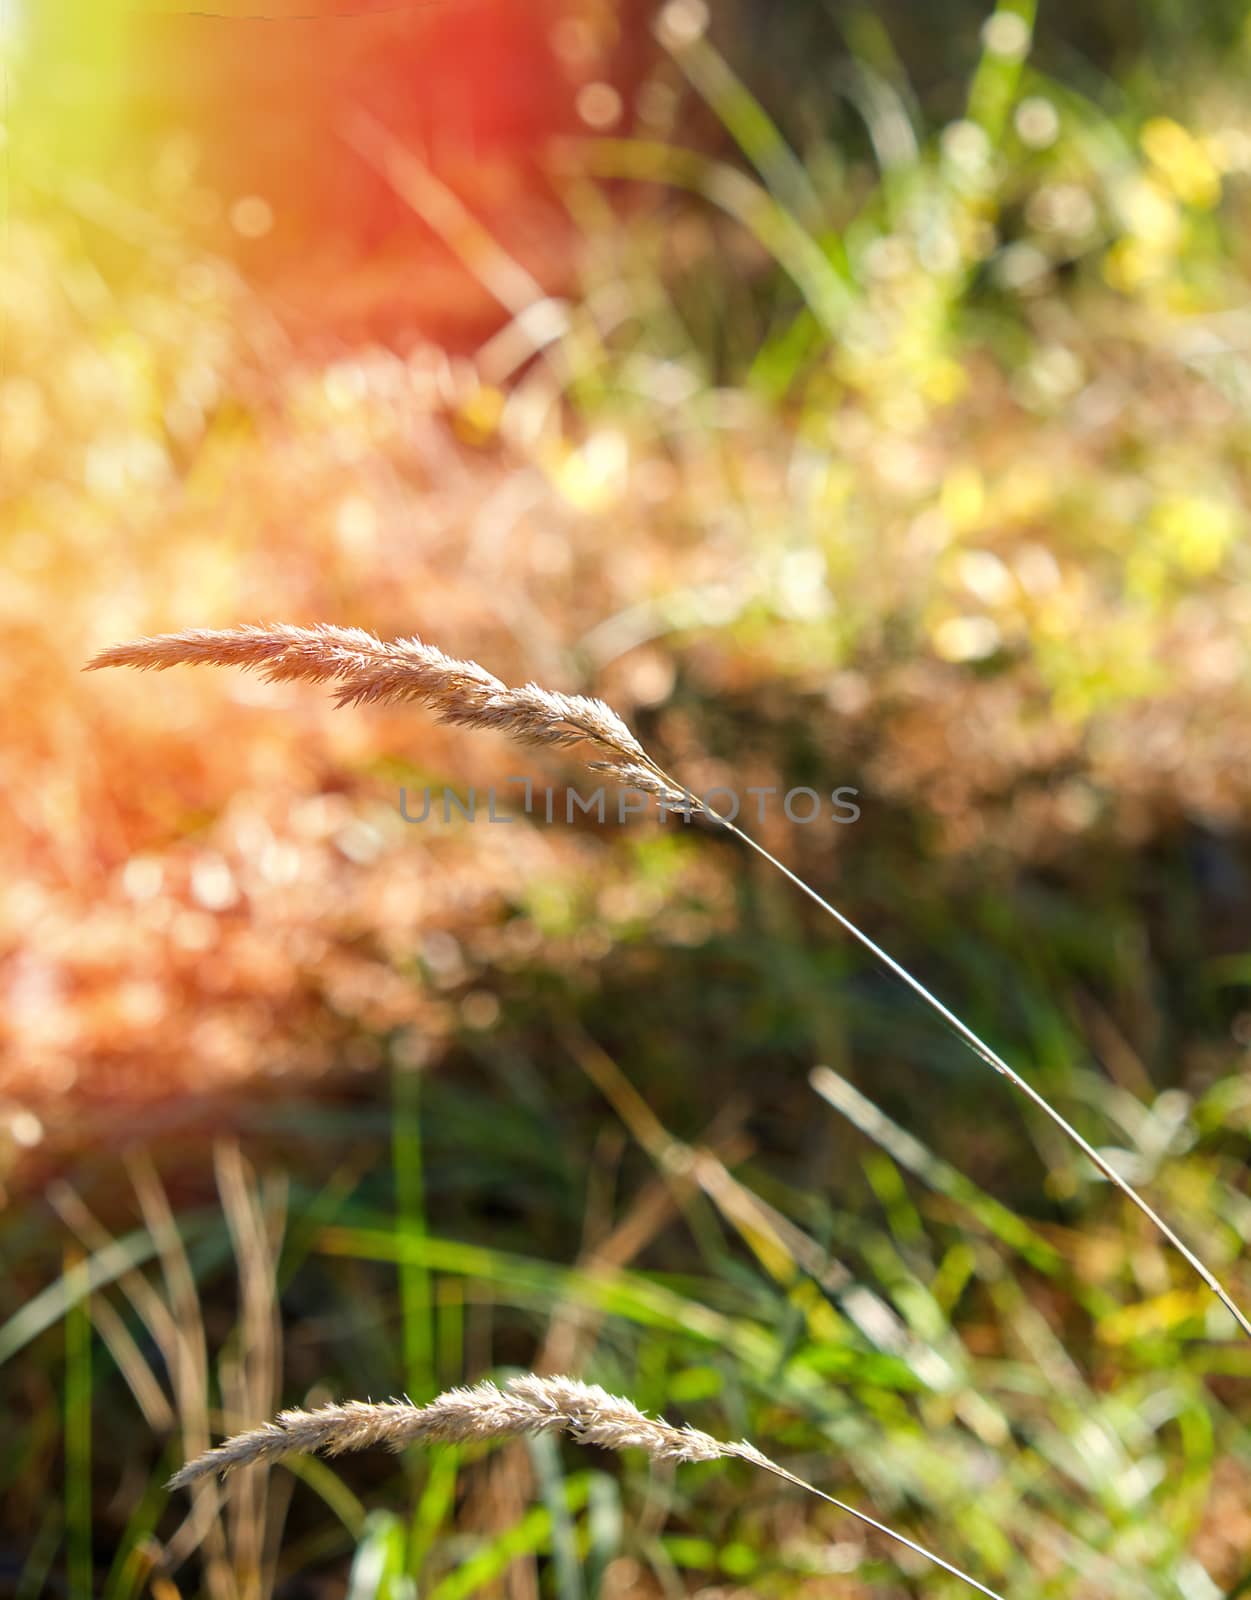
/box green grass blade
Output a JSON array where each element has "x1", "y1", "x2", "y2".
[
  {"x1": 526, "y1": 1429, "x2": 585, "y2": 1600},
  {"x1": 347, "y1": 1509, "x2": 416, "y2": 1600},
  {"x1": 64, "y1": 1251, "x2": 93, "y2": 1600},
  {"x1": 15, "y1": 1504, "x2": 61, "y2": 1600},
  {"x1": 810, "y1": 1065, "x2": 1063, "y2": 1271},
  {"x1": 570, "y1": 138, "x2": 852, "y2": 334},
  {"x1": 407, "y1": 1443, "x2": 462, "y2": 1579},
  {"x1": 426, "y1": 1476, "x2": 592, "y2": 1600},
  {"x1": 392, "y1": 1061, "x2": 434, "y2": 1402},
  {"x1": 0, "y1": 1228, "x2": 159, "y2": 1367}
]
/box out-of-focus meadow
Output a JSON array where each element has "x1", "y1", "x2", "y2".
[{"x1": 7, "y1": 0, "x2": 1251, "y2": 1594}]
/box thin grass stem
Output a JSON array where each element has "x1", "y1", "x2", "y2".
[{"x1": 706, "y1": 809, "x2": 1251, "y2": 1342}]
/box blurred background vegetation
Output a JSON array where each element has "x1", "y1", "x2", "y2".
[{"x1": 6, "y1": 0, "x2": 1251, "y2": 1594}]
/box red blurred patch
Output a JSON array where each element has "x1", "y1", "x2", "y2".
[{"x1": 127, "y1": 0, "x2": 648, "y2": 348}]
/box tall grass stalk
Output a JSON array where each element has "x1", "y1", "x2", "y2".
[
  {"x1": 170, "y1": 1372, "x2": 1007, "y2": 1600},
  {"x1": 64, "y1": 1248, "x2": 93, "y2": 1600},
  {"x1": 87, "y1": 623, "x2": 1251, "y2": 1341},
  {"x1": 392, "y1": 1062, "x2": 435, "y2": 1405}
]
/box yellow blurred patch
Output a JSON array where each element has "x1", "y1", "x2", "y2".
[
  {"x1": 1116, "y1": 174, "x2": 1181, "y2": 248},
  {"x1": 997, "y1": 464, "x2": 1052, "y2": 524},
  {"x1": 1152, "y1": 494, "x2": 1237, "y2": 576},
  {"x1": 921, "y1": 357, "x2": 970, "y2": 406},
  {"x1": 451, "y1": 384, "x2": 506, "y2": 448},
  {"x1": 544, "y1": 429, "x2": 629, "y2": 512},
  {"x1": 1141, "y1": 117, "x2": 1221, "y2": 209},
  {"x1": 1097, "y1": 1288, "x2": 1209, "y2": 1344},
  {"x1": 1103, "y1": 237, "x2": 1167, "y2": 294},
  {"x1": 940, "y1": 465, "x2": 985, "y2": 531}
]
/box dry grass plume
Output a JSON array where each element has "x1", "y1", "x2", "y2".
[
  {"x1": 169, "y1": 1372, "x2": 1005, "y2": 1599},
  {"x1": 88, "y1": 625, "x2": 1251, "y2": 1342}
]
